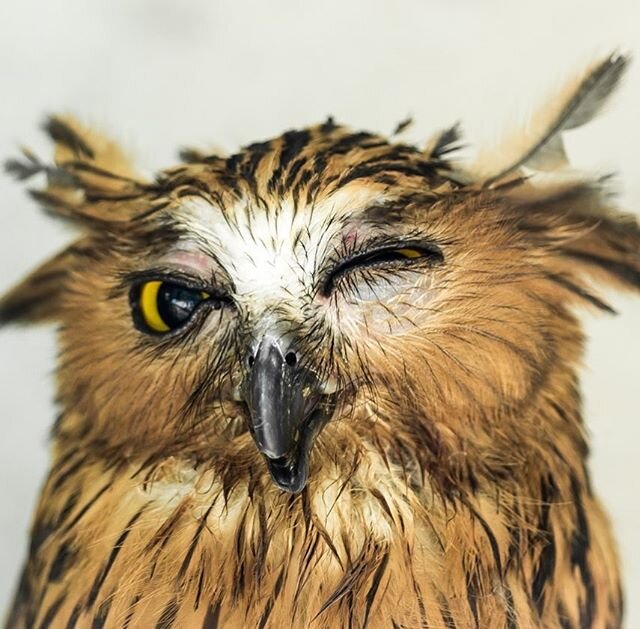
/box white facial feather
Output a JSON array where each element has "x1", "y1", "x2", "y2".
[{"x1": 173, "y1": 191, "x2": 438, "y2": 340}]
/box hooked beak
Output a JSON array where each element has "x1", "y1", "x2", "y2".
[{"x1": 240, "y1": 336, "x2": 334, "y2": 493}]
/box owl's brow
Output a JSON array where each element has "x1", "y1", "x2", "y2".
[
  {"x1": 157, "y1": 249, "x2": 217, "y2": 276},
  {"x1": 358, "y1": 196, "x2": 437, "y2": 224}
]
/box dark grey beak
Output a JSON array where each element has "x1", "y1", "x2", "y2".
[{"x1": 241, "y1": 336, "x2": 332, "y2": 493}]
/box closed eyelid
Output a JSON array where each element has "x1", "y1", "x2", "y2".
[{"x1": 317, "y1": 225, "x2": 445, "y2": 293}]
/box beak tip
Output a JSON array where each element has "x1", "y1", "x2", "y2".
[{"x1": 265, "y1": 455, "x2": 309, "y2": 494}]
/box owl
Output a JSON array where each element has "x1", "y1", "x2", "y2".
[{"x1": 1, "y1": 54, "x2": 637, "y2": 629}]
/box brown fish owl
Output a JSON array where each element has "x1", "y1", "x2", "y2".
[{"x1": 1, "y1": 54, "x2": 637, "y2": 628}]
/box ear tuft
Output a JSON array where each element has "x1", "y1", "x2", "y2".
[
  {"x1": 43, "y1": 116, "x2": 95, "y2": 160},
  {"x1": 468, "y1": 53, "x2": 630, "y2": 185},
  {"x1": 44, "y1": 114, "x2": 142, "y2": 181},
  {"x1": 4, "y1": 115, "x2": 156, "y2": 228}
]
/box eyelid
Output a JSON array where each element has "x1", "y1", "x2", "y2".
[
  {"x1": 158, "y1": 250, "x2": 216, "y2": 276},
  {"x1": 322, "y1": 241, "x2": 443, "y2": 295},
  {"x1": 339, "y1": 240, "x2": 442, "y2": 268},
  {"x1": 158, "y1": 246, "x2": 236, "y2": 293},
  {"x1": 120, "y1": 268, "x2": 219, "y2": 295}
]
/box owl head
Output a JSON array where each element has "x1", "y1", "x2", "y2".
[{"x1": 2, "y1": 54, "x2": 638, "y2": 497}]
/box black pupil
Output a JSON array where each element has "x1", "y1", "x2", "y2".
[{"x1": 157, "y1": 283, "x2": 204, "y2": 328}]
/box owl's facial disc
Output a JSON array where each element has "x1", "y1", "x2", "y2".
[{"x1": 240, "y1": 335, "x2": 335, "y2": 493}]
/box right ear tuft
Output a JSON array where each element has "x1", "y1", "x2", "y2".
[
  {"x1": 4, "y1": 115, "x2": 156, "y2": 229},
  {"x1": 42, "y1": 115, "x2": 141, "y2": 180},
  {"x1": 43, "y1": 116, "x2": 95, "y2": 160}
]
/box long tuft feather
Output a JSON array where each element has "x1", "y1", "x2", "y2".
[{"x1": 469, "y1": 53, "x2": 630, "y2": 185}]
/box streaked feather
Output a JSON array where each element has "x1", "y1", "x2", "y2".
[
  {"x1": 392, "y1": 116, "x2": 414, "y2": 135},
  {"x1": 1, "y1": 52, "x2": 634, "y2": 629},
  {"x1": 424, "y1": 123, "x2": 463, "y2": 159}
]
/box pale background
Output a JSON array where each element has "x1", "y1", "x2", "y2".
[{"x1": 0, "y1": 0, "x2": 638, "y2": 624}]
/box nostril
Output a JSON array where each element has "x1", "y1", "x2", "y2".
[
  {"x1": 285, "y1": 351, "x2": 298, "y2": 367},
  {"x1": 247, "y1": 354, "x2": 255, "y2": 368}
]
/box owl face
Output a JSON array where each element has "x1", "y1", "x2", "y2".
[
  {"x1": 51, "y1": 130, "x2": 471, "y2": 491},
  {"x1": 136, "y1": 186, "x2": 449, "y2": 489},
  {"x1": 20, "y1": 125, "x2": 550, "y2": 495},
  {"x1": 3, "y1": 54, "x2": 638, "y2": 497}
]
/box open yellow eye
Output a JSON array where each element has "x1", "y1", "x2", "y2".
[
  {"x1": 137, "y1": 280, "x2": 210, "y2": 334},
  {"x1": 139, "y1": 281, "x2": 170, "y2": 332}
]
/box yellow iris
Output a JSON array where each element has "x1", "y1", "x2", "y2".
[
  {"x1": 139, "y1": 280, "x2": 171, "y2": 333},
  {"x1": 395, "y1": 248, "x2": 423, "y2": 259},
  {"x1": 138, "y1": 281, "x2": 211, "y2": 334}
]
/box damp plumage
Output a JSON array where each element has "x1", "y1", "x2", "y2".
[{"x1": 1, "y1": 54, "x2": 638, "y2": 628}]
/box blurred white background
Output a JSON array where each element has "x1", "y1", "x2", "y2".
[{"x1": 0, "y1": 0, "x2": 638, "y2": 624}]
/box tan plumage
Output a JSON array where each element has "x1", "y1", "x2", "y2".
[{"x1": 1, "y1": 54, "x2": 637, "y2": 628}]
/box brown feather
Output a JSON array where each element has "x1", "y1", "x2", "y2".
[{"x1": 2, "y1": 53, "x2": 635, "y2": 628}]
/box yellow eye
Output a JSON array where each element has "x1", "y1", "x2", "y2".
[
  {"x1": 394, "y1": 248, "x2": 423, "y2": 259},
  {"x1": 322, "y1": 243, "x2": 443, "y2": 295},
  {"x1": 360, "y1": 247, "x2": 427, "y2": 266},
  {"x1": 137, "y1": 280, "x2": 210, "y2": 334}
]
